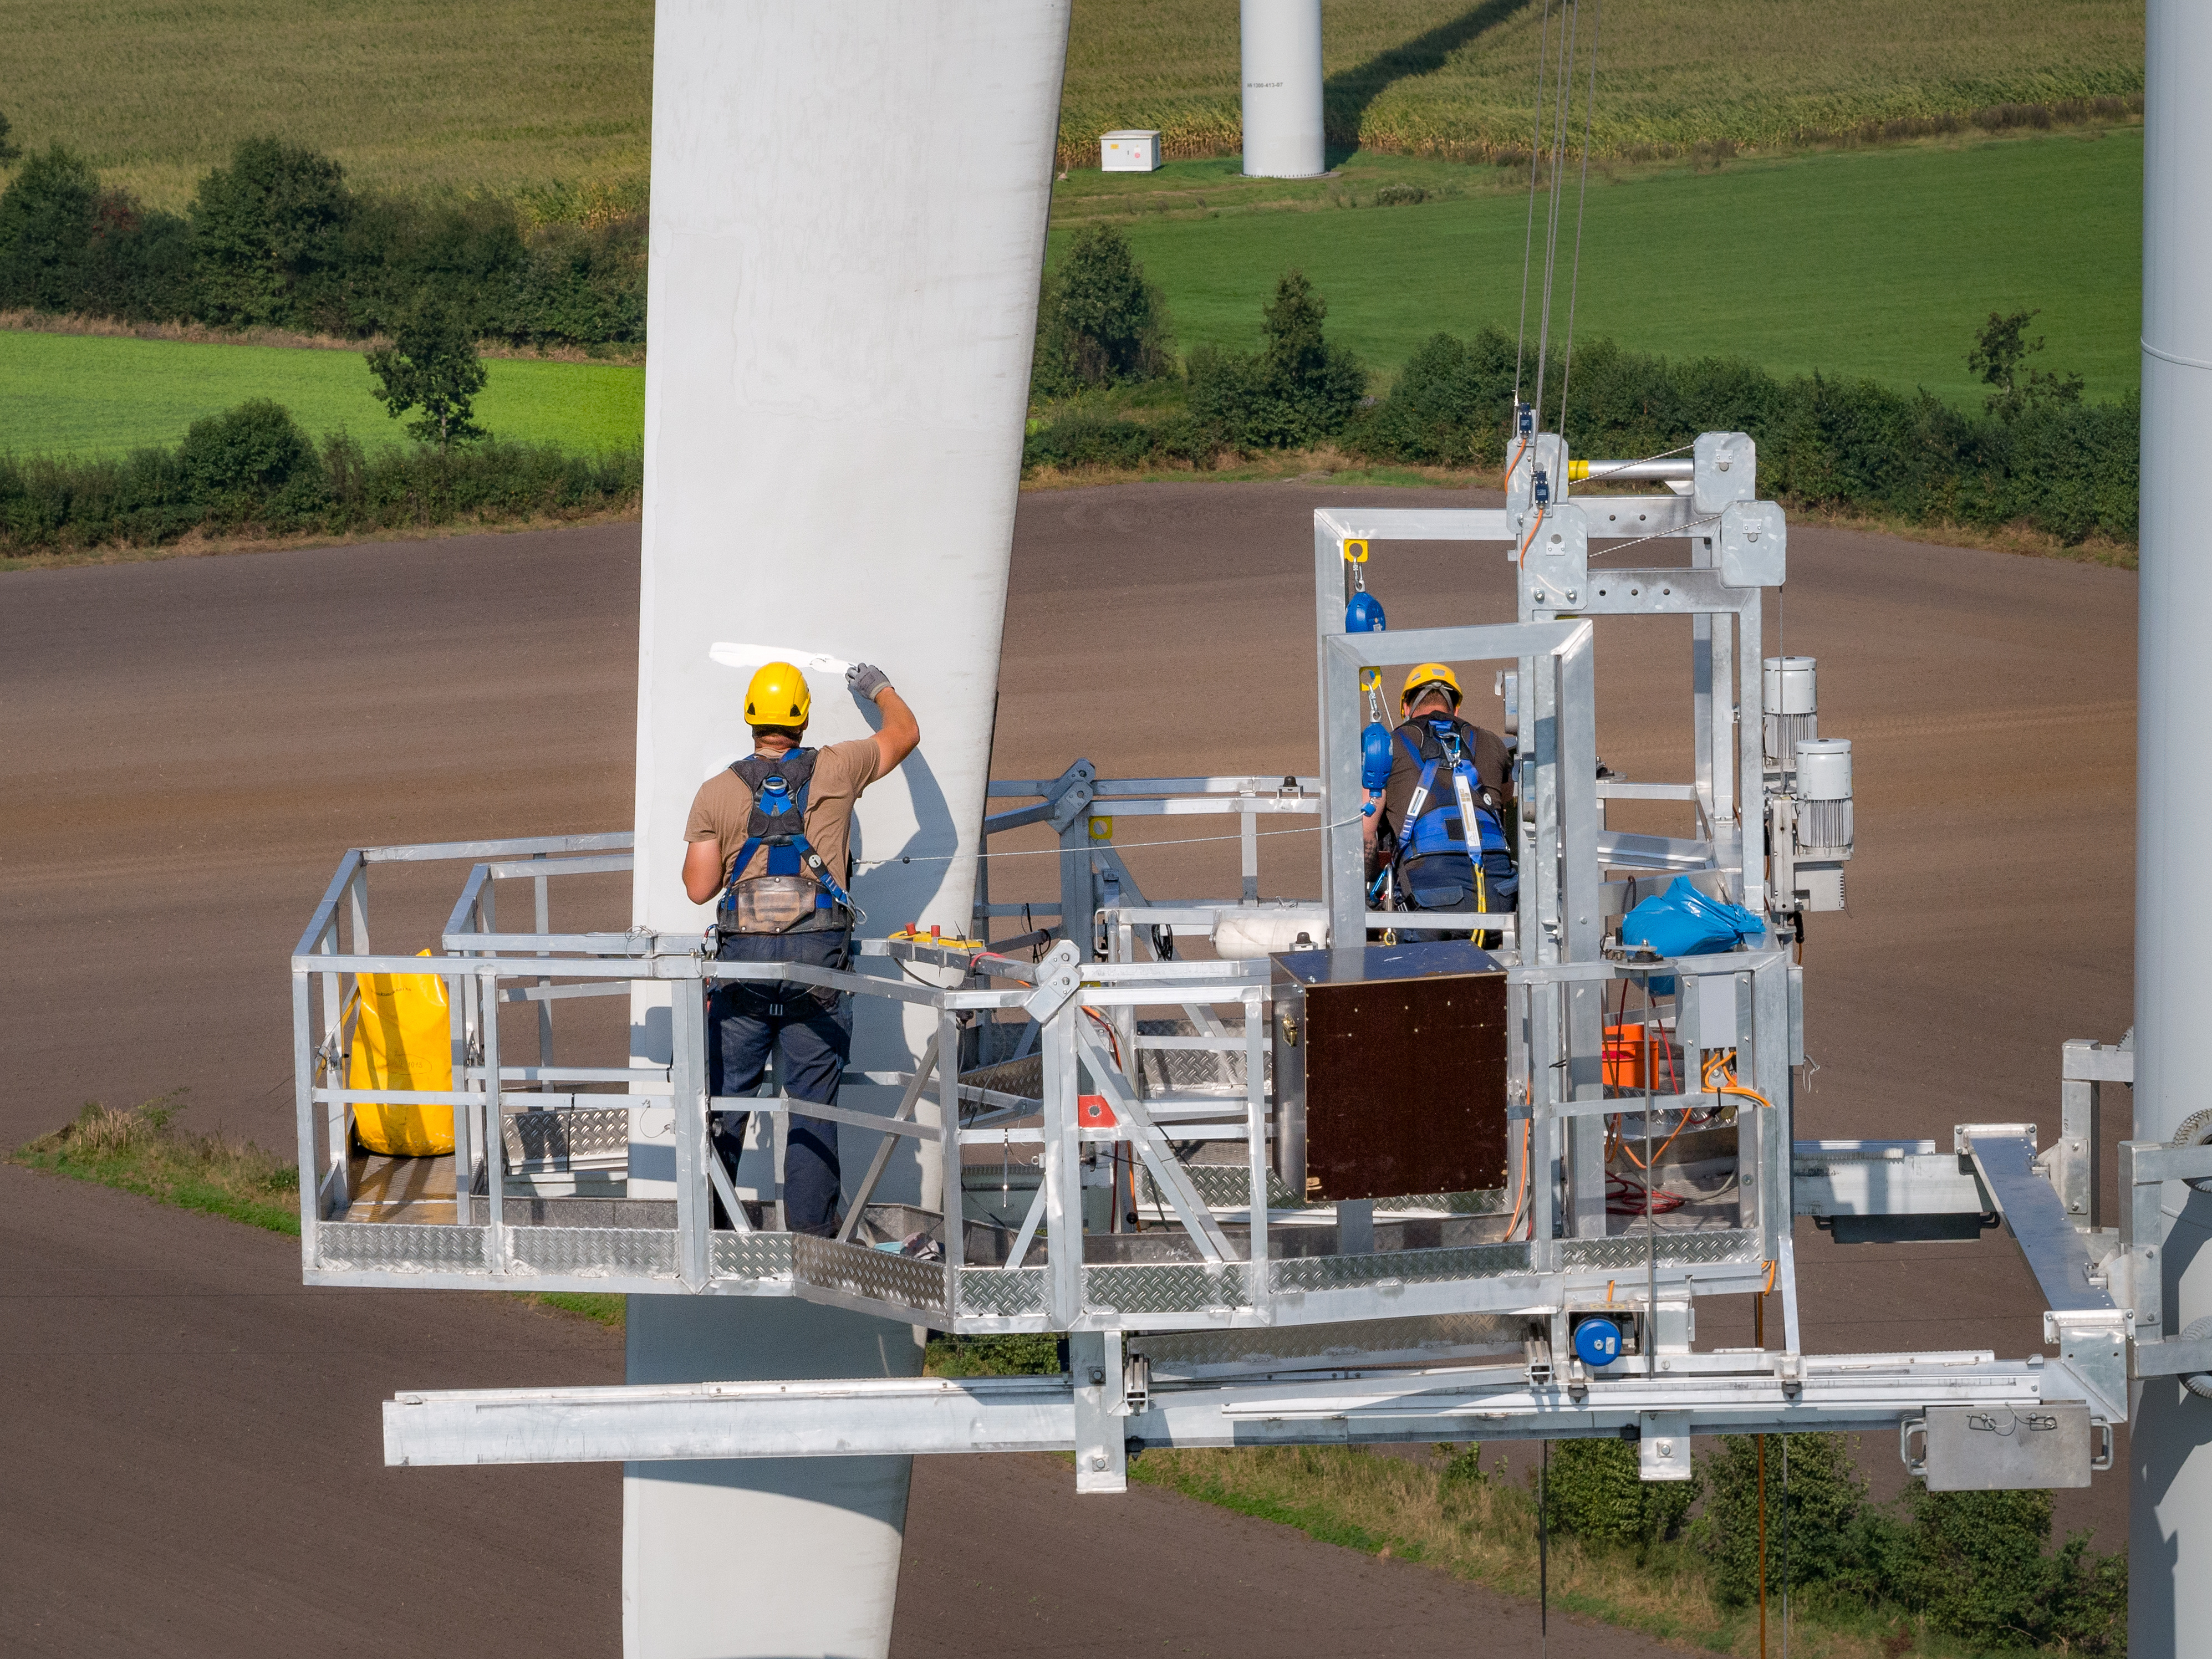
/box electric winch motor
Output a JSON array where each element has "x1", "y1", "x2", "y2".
[
  {"x1": 1761, "y1": 656, "x2": 1818, "y2": 777},
  {"x1": 1793, "y1": 738, "x2": 1854, "y2": 859}
]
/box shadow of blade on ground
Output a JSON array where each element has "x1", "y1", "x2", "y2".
[{"x1": 1324, "y1": 0, "x2": 1535, "y2": 161}]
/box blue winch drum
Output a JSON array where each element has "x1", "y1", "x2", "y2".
[{"x1": 1572, "y1": 1316, "x2": 1623, "y2": 1367}]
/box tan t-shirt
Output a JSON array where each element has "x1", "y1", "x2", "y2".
[{"x1": 685, "y1": 737, "x2": 883, "y2": 887}]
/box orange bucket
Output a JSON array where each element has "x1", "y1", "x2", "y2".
[{"x1": 1603, "y1": 1024, "x2": 1680, "y2": 1091}]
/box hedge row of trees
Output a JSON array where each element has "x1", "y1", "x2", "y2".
[
  {"x1": 1357, "y1": 318, "x2": 2134, "y2": 545},
  {"x1": 0, "y1": 400, "x2": 640, "y2": 552},
  {"x1": 0, "y1": 136, "x2": 643, "y2": 346},
  {"x1": 1025, "y1": 227, "x2": 2135, "y2": 548},
  {"x1": 1490, "y1": 1431, "x2": 2124, "y2": 1652}
]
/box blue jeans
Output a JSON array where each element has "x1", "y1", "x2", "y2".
[{"x1": 709, "y1": 930, "x2": 852, "y2": 1236}]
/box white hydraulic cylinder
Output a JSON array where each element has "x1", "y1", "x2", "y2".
[
  {"x1": 2134, "y1": 1, "x2": 2212, "y2": 1649},
  {"x1": 625, "y1": 4, "x2": 1070, "y2": 1656},
  {"x1": 1240, "y1": 0, "x2": 1326, "y2": 178}
]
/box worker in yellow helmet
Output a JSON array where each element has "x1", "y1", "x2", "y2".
[
  {"x1": 680, "y1": 659, "x2": 920, "y2": 1235},
  {"x1": 1364, "y1": 662, "x2": 1517, "y2": 943}
]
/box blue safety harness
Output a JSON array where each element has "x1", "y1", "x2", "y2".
[
  {"x1": 1368, "y1": 716, "x2": 1510, "y2": 909},
  {"x1": 719, "y1": 751, "x2": 857, "y2": 933}
]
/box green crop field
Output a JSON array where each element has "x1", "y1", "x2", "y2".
[
  {"x1": 1053, "y1": 127, "x2": 2142, "y2": 409},
  {"x1": 0, "y1": 1, "x2": 2140, "y2": 211},
  {"x1": 0, "y1": 0, "x2": 2142, "y2": 452},
  {"x1": 0, "y1": 332, "x2": 644, "y2": 460},
  {"x1": 1057, "y1": 0, "x2": 2143, "y2": 169},
  {"x1": 1, "y1": 0, "x2": 656, "y2": 211}
]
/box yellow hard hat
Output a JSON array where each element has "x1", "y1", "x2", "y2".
[
  {"x1": 743, "y1": 661, "x2": 812, "y2": 727},
  {"x1": 1401, "y1": 662, "x2": 1462, "y2": 708}
]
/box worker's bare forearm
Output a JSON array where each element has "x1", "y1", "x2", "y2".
[
  {"x1": 681, "y1": 837, "x2": 724, "y2": 905},
  {"x1": 873, "y1": 686, "x2": 920, "y2": 772}
]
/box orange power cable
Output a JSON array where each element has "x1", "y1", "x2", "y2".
[
  {"x1": 1504, "y1": 1118, "x2": 1534, "y2": 1239},
  {"x1": 1517, "y1": 503, "x2": 1547, "y2": 569},
  {"x1": 1701, "y1": 1048, "x2": 1774, "y2": 1114}
]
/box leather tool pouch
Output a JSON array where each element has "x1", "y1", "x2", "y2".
[{"x1": 732, "y1": 875, "x2": 824, "y2": 935}]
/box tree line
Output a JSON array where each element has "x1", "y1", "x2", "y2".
[
  {"x1": 1499, "y1": 1430, "x2": 2123, "y2": 1652},
  {"x1": 0, "y1": 129, "x2": 643, "y2": 348},
  {"x1": 1025, "y1": 224, "x2": 2135, "y2": 549},
  {"x1": 1, "y1": 400, "x2": 639, "y2": 553}
]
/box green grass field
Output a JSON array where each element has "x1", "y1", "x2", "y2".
[
  {"x1": 1057, "y1": 127, "x2": 2142, "y2": 409},
  {"x1": 0, "y1": 331, "x2": 644, "y2": 460},
  {"x1": 0, "y1": 1, "x2": 2141, "y2": 211},
  {"x1": 0, "y1": 126, "x2": 2134, "y2": 458}
]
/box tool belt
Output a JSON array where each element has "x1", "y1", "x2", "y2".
[{"x1": 712, "y1": 926, "x2": 854, "y2": 1015}]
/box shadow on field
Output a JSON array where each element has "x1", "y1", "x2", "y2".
[{"x1": 1324, "y1": 0, "x2": 1534, "y2": 157}]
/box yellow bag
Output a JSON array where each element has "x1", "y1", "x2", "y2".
[{"x1": 347, "y1": 951, "x2": 455, "y2": 1156}]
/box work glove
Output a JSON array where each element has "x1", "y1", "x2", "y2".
[{"x1": 847, "y1": 661, "x2": 892, "y2": 702}]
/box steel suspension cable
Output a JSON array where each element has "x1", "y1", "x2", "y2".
[
  {"x1": 1554, "y1": 0, "x2": 1603, "y2": 451},
  {"x1": 1513, "y1": 1, "x2": 1556, "y2": 408},
  {"x1": 1528, "y1": 0, "x2": 1582, "y2": 436}
]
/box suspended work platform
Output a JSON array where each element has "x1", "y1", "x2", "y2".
[{"x1": 292, "y1": 433, "x2": 2209, "y2": 1494}]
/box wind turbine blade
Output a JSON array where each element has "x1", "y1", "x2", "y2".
[{"x1": 707, "y1": 642, "x2": 852, "y2": 676}]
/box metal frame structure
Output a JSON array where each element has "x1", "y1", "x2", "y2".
[{"x1": 302, "y1": 431, "x2": 2211, "y2": 1499}]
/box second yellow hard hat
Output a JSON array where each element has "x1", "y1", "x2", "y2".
[
  {"x1": 1401, "y1": 662, "x2": 1462, "y2": 708},
  {"x1": 744, "y1": 661, "x2": 812, "y2": 727}
]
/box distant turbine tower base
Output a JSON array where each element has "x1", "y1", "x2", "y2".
[{"x1": 1241, "y1": 0, "x2": 1326, "y2": 178}]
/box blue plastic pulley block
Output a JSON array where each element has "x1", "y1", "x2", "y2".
[
  {"x1": 1360, "y1": 722, "x2": 1394, "y2": 792},
  {"x1": 1345, "y1": 591, "x2": 1387, "y2": 634},
  {"x1": 1572, "y1": 1315, "x2": 1623, "y2": 1367}
]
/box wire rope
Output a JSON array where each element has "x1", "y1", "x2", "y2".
[
  {"x1": 1781, "y1": 1437, "x2": 1792, "y2": 1659},
  {"x1": 1554, "y1": 0, "x2": 1603, "y2": 451},
  {"x1": 1528, "y1": 0, "x2": 1582, "y2": 436},
  {"x1": 1587, "y1": 511, "x2": 1722, "y2": 563},
  {"x1": 1513, "y1": 0, "x2": 1555, "y2": 408}
]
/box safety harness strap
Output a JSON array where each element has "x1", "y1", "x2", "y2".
[
  {"x1": 1395, "y1": 752, "x2": 1442, "y2": 857},
  {"x1": 720, "y1": 750, "x2": 856, "y2": 923},
  {"x1": 791, "y1": 833, "x2": 856, "y2": 911},
  {"x1": 1381, "y1": 718, "x2": 1510, "y2": 918}
]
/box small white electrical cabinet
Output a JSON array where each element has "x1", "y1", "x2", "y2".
[{"x1": 1099, "y1": 129, "x2": 1163, "y2": 172}]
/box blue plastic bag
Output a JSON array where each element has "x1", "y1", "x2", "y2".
[{"x1": 1619, "y1": 876, "x2": 1765, "y2": 958}]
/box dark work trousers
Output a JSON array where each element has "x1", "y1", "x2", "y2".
[
  {"x1": 1393, "y1": 851, "x2": 1520, "y2": 945},
  {"x1": 708, "y1": 929, "x2": 853, "y2": 1237}
]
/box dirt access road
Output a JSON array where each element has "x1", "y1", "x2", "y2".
[{"x1": 0, "y1": 484, "x2": 2135, "y2": 1654}]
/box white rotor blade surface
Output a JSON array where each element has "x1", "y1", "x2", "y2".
[{"x1": 707, "y1": 641, "x2": 852, "y2": 676}]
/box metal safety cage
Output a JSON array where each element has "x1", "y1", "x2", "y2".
[
  {"x1": 301, "y1": 831, "x2": 1559, "y2": 1335},
  {"x1": 974, "y1": 765, "x2": 1324, "y2": 963},
  {"x1": 293, "y1": 835, "x2": 1037, "y2": 1321},
  {"x1": 1312, "y1": 509, "x2": 1791, "y2": 1309}
]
